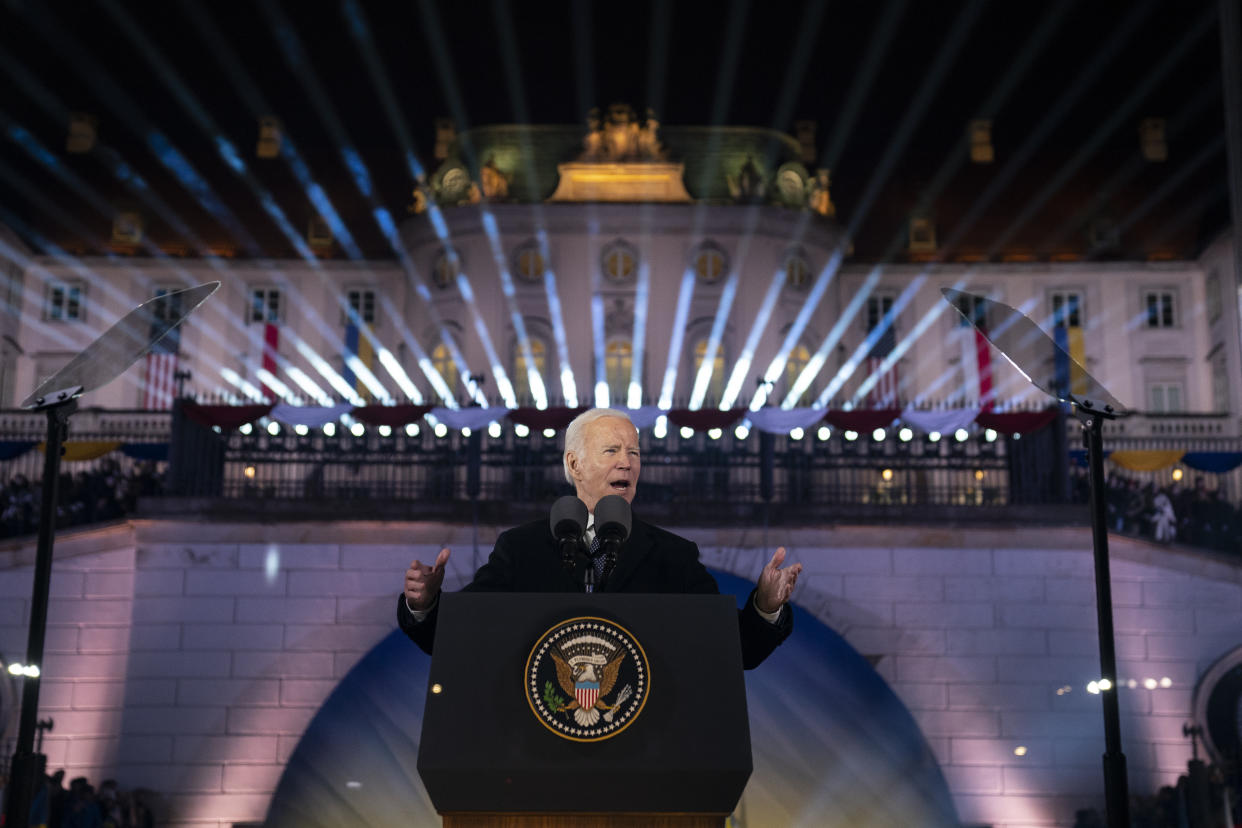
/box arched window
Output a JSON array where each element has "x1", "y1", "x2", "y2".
[
  {"x1": 693, "y1": 339, "x2": 726, "y2": 405},
  {"x1": 785, "y1": 343, "x2": 811, "y2": 406},
  {"x1": 432, "y1": 342, "x2": 457, "y2": 397},
  {"x1": 513, "y1": 339, "x2": 548, "y2": 405},
  {"x1": 512, "y1": 242, "x2": 546, "y2": 284},
  {"x1": 692, "y1": 242, "x2": 728, "y2": 285},
  {"x1": 432, "y1": 249, "x2": 460, "y2": 290},
  {"x1": 605, "y1": 339, "x2": 632, "y2": 403},
  {"x1": 601, "y1": 240, "x2": 638, "y2": 283}
]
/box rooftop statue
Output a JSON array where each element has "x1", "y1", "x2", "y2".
[{"x1": 580, "y1": 103, "x2": 666, "y2": 162}]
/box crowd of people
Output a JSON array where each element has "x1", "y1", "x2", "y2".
[
  {"x1": 1, "y1": 768, "x2": 155, "y2": 828},
  {"x1": 1079, "y1": 468, "x2": 1242, "y2": 553},
  {"x1": 0, "y1": 460, "x2": 163, "y2": 540}
]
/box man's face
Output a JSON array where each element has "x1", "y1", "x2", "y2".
[{"x1": 567, "y1": 416, "x2": 640, "y2": 513}]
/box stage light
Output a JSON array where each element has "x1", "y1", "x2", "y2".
[
  {"x1": 654, "y1": 416, "x2": 668, "y2": 439},
  {"x1": 543, "y1": 428, "x2": 555, "y2": 438},
  {"x1": 928, "y1": 431, "x2": 941, "y2": 442},
  {"x1": 405, "y1": 423, "x2": 420, "y2": 437},
  {"x1": 790, "y1": 427, "x2": 804, "y2": 440},
  {"x1": 323, "y1": 423, "x2": 336, "y2": 437},
  {"x1": 1098, "y1": 678, "x2": 1113, "y2": 691},
  {"x1": 1171, "y1": 468, "x2": 1183, "y2": 481},
  {"x1": 1087, "y1": 681, "x2": 1100, "y2": 695},
  {"x1": 1160, "y1": 677, "x2": 1171, "y2": 688},
  {"x1": 378, "y1": 425, "x2": 392, "y2": 437},
  {"x1": 954, "y1": 428, "x2": 969, "y2": 442},
  {"x1": 514, "y1": 423, "x2": 530, "y2": 438},
  {"x1": 488, "y1": 422, "x2": 502, "y2": 439},
  {"x1": 351, "y1": 423, "x2": 365, "y2": 437},
  {"x1": 1013, "y1": 745, "x2": 1027, "y2": 757},
  {"x1": 433, "y1": 423, "x2": 447, "y2": 438},
  {"x1": 872, "y1": 428, "x2": 885, "y2": 442},
  {"x1": 708, "y1": 428, "x2": 722, "y2": 440},
  {"x1": 881, "y1": 468, "x2": 893, "y2": 481},
  {"x1": 294, "y1": 424, "x2": 308, "y2": 436},
  {"x1": 734, "y1": 425, "x2": 750, "y2": 440},
  {"x1": 984, "y1": 428, "x2": 997, "y2": 442},
  {"x1": 817, "y1": 426, "x2": 831, "y2": 441},
  {"x1": 899, "y1": 427, "x2": 913, "y2": 442},
  {"x1": 7, "y1": 663, "x2": 39, "y2": 678},
  {"x1": 7, "y1": 663, "x2": 21, "y2": 675},
  {"x1": 345, "y1": 781, "x2": 363, "y2": 790},
  {"x1": 267, "y1": 421, "x2": 280, "y2": 435},
  {"x1": 1013, "y1": 432, "x2": 1022, "y2": 440},
  {"x1": 974, "y1": 469, "x2": 984, "y2": 480},
  {"x1": 1144, "y1": 678, "x2": 1157, "y2": 690},
  {"x1": 1056, "y1": 685, "x2": 1072, "y2": 695},
  {"x1": 244, "y1": 466, "x2": 256, "y2": 479},
  {"x1": 680, "y1": 426, "x2": 694, "y2": 439},
  {"x1": 461, "y1": 427, "x2": 471, "y2": 437},
  {"x1": 239, "y1": 423, "x2": 253, "y2": 435},
  {"x1": 431, "y1": 683, "x2": 443, "y2": 695},
  {"x1": 844, "y1": 430, "x2": 858, "y2": 441}
]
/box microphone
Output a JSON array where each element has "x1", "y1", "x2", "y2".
[
  {"x1": 549, "y1": 495, "x2": 588, "y2": 574},
  {"x1": 593, "y1": 494, "x2": 632, "y2": 584}
]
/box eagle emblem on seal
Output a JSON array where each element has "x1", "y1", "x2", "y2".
[{"x1": 526, "y1": 617, "x2": 649, "y2": 741}]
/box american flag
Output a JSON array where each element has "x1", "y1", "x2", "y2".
[
  {"x1": 865, "y1": 324, "x2": 899, "y2": 408},
  {"x1": 142, "y1": 291, "x2": 181, "y2": 410}
]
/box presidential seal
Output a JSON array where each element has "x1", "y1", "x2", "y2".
[{"x1": 525, "y1": 616, "x2": 649, "y2": 742}]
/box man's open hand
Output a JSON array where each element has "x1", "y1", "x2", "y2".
[
  {"x1": 404, "y1": 547, "x2": 450, "y2": 611},
  {"x1": 755, "y1": 546, "x2": 802, "y2": 614}
]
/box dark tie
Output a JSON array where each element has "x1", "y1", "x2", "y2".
[{"x1": 588, "y1": 535, "x2": 607, "y2": 583}]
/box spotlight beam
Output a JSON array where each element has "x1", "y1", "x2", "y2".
[
  {"x1": 746, "y1": 0, "x2": 988, "y2": 411},
  {"x1": 492, "y1": 0, "x2": 580, "y2": 407},
  {"x1": 174, "y1": 0, "x2": 466, "y2": 405}
]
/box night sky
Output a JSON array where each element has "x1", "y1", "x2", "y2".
[{"x1": 0, "y1": 0, "x2": 1230, "y2": 259}]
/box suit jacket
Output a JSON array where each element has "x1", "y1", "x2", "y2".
[{"x1": 397, "y1": 516, "x2": 792, "y2": 669}]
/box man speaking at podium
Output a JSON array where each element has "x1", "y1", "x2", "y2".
[{"x1": 397, "y1": 408, "x2": 801, "y2": 668}]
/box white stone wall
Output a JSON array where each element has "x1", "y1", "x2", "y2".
[{"x1": 2, "y1": 520, "x2": 1240, "y2": 828}]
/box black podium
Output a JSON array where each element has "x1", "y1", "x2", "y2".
[{"x1": 418, "y1": 593, "x2": 752, "y2": 828}]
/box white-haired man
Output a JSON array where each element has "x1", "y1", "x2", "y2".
[{"x1": 399, "y1": 408, "x2": 801, "y2": 668}]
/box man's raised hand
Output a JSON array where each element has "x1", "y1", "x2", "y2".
[
  {"x1": 405, "y1": 547, "x2": 451, "y2": 611},
  {"x1": 755, "y1": 546, "x2": 802, "y2": 615}
]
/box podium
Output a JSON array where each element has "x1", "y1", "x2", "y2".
[{"x1": 418, "y1": 593, "x2": 752, "y2": 827}]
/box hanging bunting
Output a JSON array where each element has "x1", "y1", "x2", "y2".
[{"x1": 1107, "y1": 450, "x2": 1185, "y2": 472}]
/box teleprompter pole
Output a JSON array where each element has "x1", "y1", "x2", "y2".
[
  {"x1": 1079, "y1": 404, "x2": 1129, "y2": 828},
  {"x1": 4, "y1": 399, "x2": 75, "y2": 828}
]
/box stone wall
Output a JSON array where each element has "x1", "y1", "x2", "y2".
[{"x1": 1, "y1": 519, "x2": 1240, "y2": 828}]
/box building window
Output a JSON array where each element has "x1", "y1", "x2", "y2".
[
  {"x1": 345, "y1": 288, "x2": 376, "y2": 325},
  {"x1": 1211, "y1": 355, "x2": 1228, "y2": 414},
  {"x1": 692, "y1": 339, "x2": 725, "y2": 404},
  {"x1": 249, "y1": 288, "x2": 281, "y2": 324},
  {"x1": 1050, "y1": 290, "x2": 1082, "y2": 328},
  {"x1": 45, "y1": 282, "x2": 85, "y2": 322},
  {"x1": 512, "y1": 242, "x2": 546, "y2": 284},
  {"x1": 605, "y1": 339, "x2": 632, "y2": 401},
  {"x1": 784, "y1": 251, "x2": 810, "y2": 290},
  {"x1": 692, "y1": 242, "x2": 728, "y2": 285},
  {"x1": 601, "y1": 241, "x2": 638, "y2": 284},
  {"x1": 1148, "y1": 382, "x2": 1183, "y2": 413},
  {"x1": 1144, "y1": 290, "x2": 1176, "y2": 328},
  {"x1": 954, "y1": 292, "x2": 987, "y2": 329},
  {"x1": 432, "y1": 342, "x2": 457, "y2": 396},
  {"x1": 432, "y1": 250, "x2": 460, "y2": 290},
  {"x1": 866, "y1": 294, "x2": 895, "y2": 332},
  {"x1": 513, "y1": 339, "x2": 547, "y2": 404},
  {"x1": 785, "y1": 343, "x2": 811, "y2": 406},
  {"x1": 1206, "y1": 270, "x2": 1222, "y2": 323},
  {"x1": 908, "y1": 217, "x2": 937, "y2": 253}
]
